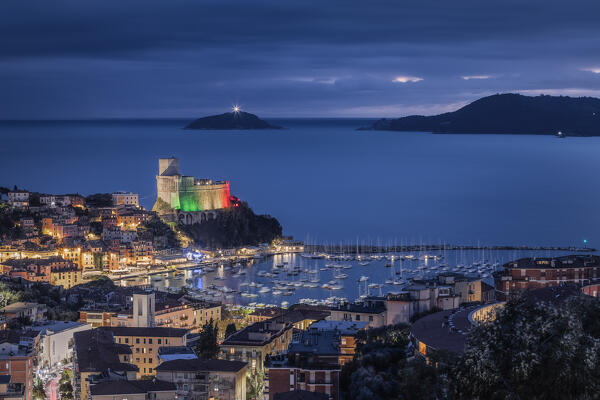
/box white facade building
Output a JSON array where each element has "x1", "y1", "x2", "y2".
[{"x1": 31, "y1": 321, "x2": 91, "y2": 369}]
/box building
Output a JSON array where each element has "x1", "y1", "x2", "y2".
[
  {"x1": 274, "y1": 391, "x2": 328, "y2": 400},
  {"x1": 0, "y1": 374, "x2": 26, "y2": 399},
  {"x1": 108, "y1": 327, "x2": 188, "y2": 378},
  {"x1": 327, "y1": 297, "x2": 386, "y2": 328},
  {"x1": 7, "y1": 192, "x2": 29, "y2": 209},
  {"x1": 219, "y1": 318, "x2": 294, "y2": 373},
  {"x1": 78, "y1": 311, "x2": 114, "y2": 329},
  {"x1": 0, "y1": 303, "x2": 47, "y2": 324},
  {"x1": 0, "y1": 330, "x2": 39, "y2": 400},
  {"x1": 248, "y1": 308, "x2": 284, "y2": 324},
  {"x1": 152, "y1": 157, "x2": 231, "y2": 225},
  {"x1": 438, "y1": 273, "x2": 495, "y2": 304},
  {"x1": 306, "y1": 320, "x2": 367, "y2": 366},
  {"x1": 72, "y1": 328, "x2": 138, "y2": 400},
  {"x1": 1, "y1": 257, "x2": 82, "y2": 289},
  {"x1": 494, "y1": 255, "x2": 600, "y2": 299},
  {"x1": 79, "y1": 290, "x2": 221, "y2": 334},
  {"x1": 156, "y1": 358, "x2": 247, "y2": 400},
  {"x1": 266, "y1": 329, "x2": 342, "y2": 400},
  {"x1": 89, "y1": 379, "x2": 176, "y2": 400},
  {"x1": 157, "y1": 346, "x2": 197, "y2": 363},
  {"x1": 30, "y1": 321, "x2": 91, "y2": 370},
  {"x1": 112, "y1": 192, "x2": 139, "y2": 207}
]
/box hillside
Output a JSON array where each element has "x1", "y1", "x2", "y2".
[
  {"x1": 361, "y1": 94, "x2": 600, "y2": 136},
  {"x1": 185, "y1": 111, "x2": 282, "y2": 130}
]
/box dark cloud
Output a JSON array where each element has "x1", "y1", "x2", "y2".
[{"x1": 2, "y1": 0, "x2": 600, "y2": 118}]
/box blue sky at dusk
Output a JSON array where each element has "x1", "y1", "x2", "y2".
[{"x1": 2, "y1": 0, "x2": 600, "y2": 119}]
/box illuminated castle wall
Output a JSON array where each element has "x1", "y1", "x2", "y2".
[{"x1": 155, "y1": 157, "x2": 231, "y2": 213}]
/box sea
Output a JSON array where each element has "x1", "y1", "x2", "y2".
[{"x1": 1, "y1": 118, "x2": 599, "y2": 305}]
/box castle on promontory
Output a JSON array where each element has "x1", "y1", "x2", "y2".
[{"x1": 152, "y1": 157, "x2": 231, "y2": 225}]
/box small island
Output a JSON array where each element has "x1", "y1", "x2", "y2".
[
  {"x1": 360, "y1": 93, "x2": 600, "y2": 136},
  {"x1": 185, "y1": 108, "x2": 282, "y2": 130}
]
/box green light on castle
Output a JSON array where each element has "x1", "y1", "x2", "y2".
[{"x1": 179, "y1": 192, "x2": 203, "y2": 212}]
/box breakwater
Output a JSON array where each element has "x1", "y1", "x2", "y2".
[{"x1": 304, "y1": 244, "x2": 595, "y2": 254}]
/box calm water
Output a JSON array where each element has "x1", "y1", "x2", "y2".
[
  {"x1": 1, "y1": 118, "x2": 600, "y2": 248},
  {"x1": 122, "y1": 250, "x2": 577, "y2": 306}
]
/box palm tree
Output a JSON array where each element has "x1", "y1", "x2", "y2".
[{"x1": 32, "y1": 378, "x2": 45, "y2": 400}]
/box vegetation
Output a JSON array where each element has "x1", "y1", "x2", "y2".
[
  {"x1": 341, "y1": 324, "x2": 448, "y2": 400},
  {"x1": 364, "y1": 93, "x2": 600, "y2": 136},
  {"x1": 0, "y1": 279, "x2": 84, "y2": 322},
  {"x1": 0, "y1": 206, "x2": 22, "y2": 239},
  {"x1": 59, "y1": 369, "x2": 74, "y2": 400},
  {"x1": 84, "y1": 193, "x2": 113, "y2": 208},
  {"x1": 340, "y1": 294, "x2": 600, "y2": 400},
  {"x1": 32, "y1": 378, "x2": 46, "y2": 400},
  {"x1": 216, "y1": 307, "x2": 247, "y2": 341},
  {"x1": 224, "y1": 322, "x2": 237, "y2": 339},
  {"x1": 138, "y1": 216, "x2": 180, "y2": 249},
  {"x1": 246, "y1": 370, "x2": 265, "y2": 400},
  {"x1": 182, "y1": 201, "x2": 282, "y2": 248},
  {"x1": 451, "y1": 296, "x2": 600, "y2": 400},
  {"x1": 185, "y1": 111, "x2": 282, "y2": 130},
  {"x1": 195, "y1": 318, "x2": 219, "y2": 359}
]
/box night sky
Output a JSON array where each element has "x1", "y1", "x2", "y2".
[{"x1": 3, "y1": 0, "x2": 600, "y2": 119}]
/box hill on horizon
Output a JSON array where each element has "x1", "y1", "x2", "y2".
[
  {"x1": 361, "y1": 93, "x2": 600, "y2": 136},
  {"x1": 185, "y1": 111, "x2": 282, "y2": 130}
]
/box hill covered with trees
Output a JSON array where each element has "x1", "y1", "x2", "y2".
[{"x1": 362, "y1": 94, "x2": 600, "y2": 136}]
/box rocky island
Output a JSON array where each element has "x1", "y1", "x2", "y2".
[
  {"x1": 361, "y1": 93, "x2": 600, "y2": 136},
  {"x1": 185, "y1": 109, "x2": 282, "y2": 130}
]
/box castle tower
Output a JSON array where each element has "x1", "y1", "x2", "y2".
[
  {"x1": 159, "y1": 157, "x2": 179, "y2": 176},
  {"x1": 133, "y1": 292, "x2": 155, "y2": 327}
]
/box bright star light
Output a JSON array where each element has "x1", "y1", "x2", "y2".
[{"x1": 232, "y1": 105, "x2": 241, "y2": 113}]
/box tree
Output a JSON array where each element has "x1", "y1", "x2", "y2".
[
  {"x1": 32, "y1": 378, "x2": 45, "y2": 400},
  {"x1": 246, "y1": 370, "x2": 265, "y2": 400},
  {"x1": 195, "y1": 318, "x2": 219, "y2": 359},
  {"x1": 59, "y1": 369, "x2": 74, "y2": 400},
  {"x1": 224, "y1": 322, "x2": 237, "y2": 339},
  {"x1": 451, "y1": 296, "x2": 600, "y2": 400}
]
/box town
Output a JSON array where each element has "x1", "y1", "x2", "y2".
[{"x1": 0, "y1": 158, "x2": 599, "y2": 400}]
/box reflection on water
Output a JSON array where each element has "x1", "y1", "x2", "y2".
[{"x1": 118, "y1": 249, "x2": 579, "y2": 307}]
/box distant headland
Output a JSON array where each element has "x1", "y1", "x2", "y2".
[
  {"x1": 360, "y1": 93, "x2": 600, "y2": 136},
  {"x1": 185, "y1": 109, "x2": 282, "y2": 130}
]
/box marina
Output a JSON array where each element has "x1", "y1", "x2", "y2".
[{"x1": 118, "y1": 248, "x2": 581, "y2": 308}]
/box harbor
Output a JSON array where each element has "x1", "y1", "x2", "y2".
[{"x1": 116, "y1": 247, "x2": 588, "y2": 309}]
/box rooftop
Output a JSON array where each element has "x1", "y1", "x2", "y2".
[
  {"x1": 288, "y1": 329, "x2": 342, "y2": 356},
  {"x1": 308, "y1": 320, "x2": 367, "y2": 335},
  {"x1": 0, "y1": 302, "x2": 44, "y2": 313},
  {"x1": 274, "y1": 390, "x2": 329, "y2": 400},
  {"x1": 73, "y1": 328, "x2": 137, "y2": 373},
  {"x1": 329, "y1": 301, "x2": 386, "y2": 315},
  {"x1": 30, "y1": 320, "x2": 88, "y2": 335},
  {"x1": 221, "y1": 319, "x2": 291, "y2": 347},
  {"x1": 108, "y1": 326, "x2": 188, "y2": 338},
  {"x1": 503, "y1": 254, "x2": 600, "y2": 270},
  {"x1": 89, "y1": 379, "x2": 175, "y2": 396},
  {"x1": 156, "y1": 358, "x2": 246, "y2": 373}
]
